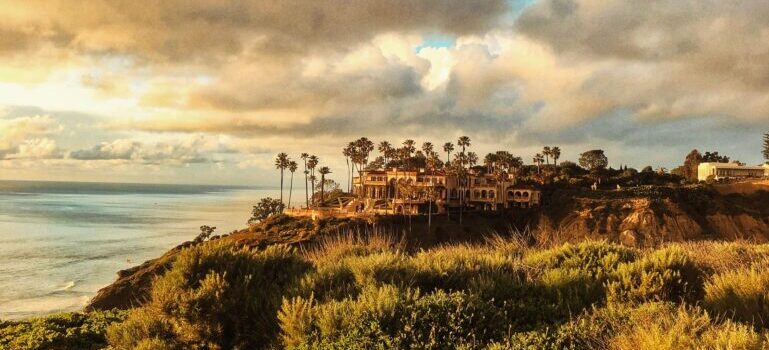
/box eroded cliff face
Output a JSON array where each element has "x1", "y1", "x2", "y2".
[{"x1": 536, "y1": 189, "x2": 769, "y2": 247}]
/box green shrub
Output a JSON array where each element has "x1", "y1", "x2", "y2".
[
  {"x1": 278, "y1": 286, "x2": 510, "y2": 349},
  {"x1": 606, "y1": 247, "x2": 703, "y2": 303},
  {"x1": 524, "y1": 241, "x2": 637, "y2": 279},
  {"x1": 610, "y1": 303, "x2": 766, "y2": 350},
  {"x1": 538, "y1": 268, "x2": 604, "y2": 315},
  {"x1": 108, "y1": 241, "x2": 312, "y2": 349},
  {"x1": 298, "y1": 262, "x2": 360, "y2": 302},
  {"x1": 411, "y1": 245, "x2": 524, "y2": 295},
  {"x1": 704, "y1": 268, "x2": 769, "y2": 326},
  {"x1": 0, "y1": 310, "x2": 127, "y2": 350},
  {"x1": 344, "y1": 251, "x2": 415, "y2": 288}
]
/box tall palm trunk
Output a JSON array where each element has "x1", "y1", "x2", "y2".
[
  {"x1": 320, "y1": 174, "x2": 325, "y2": 203},
  {"x1": 280, "y1": 169, "x2": 284, "y2": 210},
  {"x1": 288, "y1": 171, "x2": 294, "y2": 208},
  {"x1": 303, "y1": 160, "x2": 308, "y2": 208},
  {"x1": 345, "y1": 157, "x2": 350, "y2": 192}
]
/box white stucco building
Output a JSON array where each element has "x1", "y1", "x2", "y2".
[{"x1": 697, "y1": 162, "x2": 769, "y2": 181}]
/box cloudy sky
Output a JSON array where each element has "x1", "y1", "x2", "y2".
[{"x1": 1, "y1": 0, "x2": 767, "y2": 185}]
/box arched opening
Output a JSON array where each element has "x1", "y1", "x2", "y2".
[
  {"x1": 395, "y1": 205, "x2": 404, "y2": 214},
  {"x1": 481, "y1": 190, "x2": 487, "y2": 198},
  {"x1": 523, "y1": 192, "x2": 529, "y2": 198},
  {"x1": 489, "y1": 190, "x2": 495, "y2": 199}
]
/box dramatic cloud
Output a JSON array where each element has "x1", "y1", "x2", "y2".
[
  {"x1": 0, "y1": 0, "x2": 507, "y2": 62},
  {"x1": 2, "y1": 0, "x2": 769, "y2": 184},
  {"x1": 516, "y1": 0, "x2": 769, "y2": 121}
]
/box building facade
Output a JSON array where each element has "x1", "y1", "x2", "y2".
[
  {"x1": 697, "y1": 162, "x2": 769, "y2": 181},
  {"x1": 349, "y1": 168, "x2": 541, "y2": 215}
]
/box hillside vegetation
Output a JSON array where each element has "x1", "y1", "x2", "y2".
[{"x1": 7, "y1": 234, "x2": 769, "y2": 349}]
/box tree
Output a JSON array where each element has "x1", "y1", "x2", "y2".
[
  {"x1": 543, "y1": 146, "x2": 551, "y2": 165},
  {"x1": 318, "y1": 166, "x2": 332, "y2": 205},
  {"x1": 194, "y1": 225, "x2": 216, "y2": 243},
  {"x1": 702, "y1": 151, "x2": 729, "y2": 163},
  {"x1": 343, "y1": 143, "x2": 353, "y2": 192},
  {"x1": 378, "y1": 141, "x2": 393, "y2": 169},
  {"x1": 248, "y1": 197, "x2": 284, "y2": 224},
  {"x1": 350, "y1": 137, "x2": 374, "y2": 198},
  {"x1": 307, "y1": 155, "x2": 319, "y2": 206},
  {"x1": 683, "y1": 149, "x2": 703, "y2": 182},
  {"x1": 300, "y1": 153, "x2": 309, "y2": 207},
  {"x1": 287, "y1": 160, "x2": 298, "y2": 208},
  {"x1": 457, "y1": 136, "x2": 471, "y2": 225},
  {"x1": 578, "y1": 150, "x2": 608, "y2": 171},
  {"x1": 484, "y1": 153, "x2": 498, "y2": 173},
  {"x1": 763, "y1": 132, "x2": 769, "y2": 162},
  {"x1": 533, "y1": 153, "x2": 544, "y2": 174},
  {"x1": 551, "y1": 147, "x2": 561, "y2": 167},
  {"x1": 274, "y1": 153, "x2": 289, "y2": 208},
  {"x1": 443, "y1": 142, "x2": 454, "y2": 165}
]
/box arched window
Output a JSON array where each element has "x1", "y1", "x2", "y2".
[
  {"x1": 475, "y1": 190, "x2": 481, "y2": 198},
  {"x1": 523, "y1": 192, "x2": 529, "y2": 197},
  {"x1": 481, "y1": 190, "x2": 487, "y2": 198},
  {"x1": 489, "y1": 191, "x2": 495, "y2": 199},
  {"x1": 507, "y1": 191, "x2": 514, "y2": 198}
]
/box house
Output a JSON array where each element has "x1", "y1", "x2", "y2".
[
  {"x1": 697, "y1": 162, "x2": 769, "y2": 181},
  {"x1": 348, "y1": 167, "x2": 541, "y2": 215}
]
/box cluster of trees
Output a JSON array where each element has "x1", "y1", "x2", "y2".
[
  {"x1": 764, "y1": 132, "x2": 769, "y2": 163},
  {"x1": 274, "y1": 153, "x2": 332, "y2": 210}
]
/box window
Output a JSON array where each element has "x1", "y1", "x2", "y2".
[{"x1": 489, "y1": 191, "x2": 495, "y2": 199}]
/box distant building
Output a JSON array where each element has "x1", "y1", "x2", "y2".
[{"x1": 697, "y1": 162, "x2": 769, "y2": 181}]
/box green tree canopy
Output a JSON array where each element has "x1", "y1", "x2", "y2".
[{"x1": 578, "y1": 150, "x2": 608, "y2": 171}]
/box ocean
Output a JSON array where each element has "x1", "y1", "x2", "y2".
[{"x1": 0, "y1": 180, "x2": 280, "y2": 320}]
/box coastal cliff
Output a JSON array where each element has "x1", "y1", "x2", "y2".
[{"x1": 87, "y1": 184, "x2": 769, "y2": 311}]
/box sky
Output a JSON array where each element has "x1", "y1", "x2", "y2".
[{"x1": 0, "y1": 0, "x2": 768, "y2": 185}]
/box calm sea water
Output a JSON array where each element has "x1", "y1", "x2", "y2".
[{"x1": 0, "y1": 180, "x2": 280, "y2": 320}]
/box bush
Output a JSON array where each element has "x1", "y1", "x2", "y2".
[
  {"x1": 411, "y1": 245, "x2": 524, "y2": 295},
  {"x1": 610, "y1": 303, "x2": 766, "y2": 350},
  {"x1": 704, "y1": 268, "x2": 769, "y2": 326},
  {"x1": 278, "y1": 286, "x2": 510, "y2": 349},
  {"x1": 606, "y1": 247, "x2": 703, "y2": 303},
  {"x1": 108, "y1": 241, "x2": 312, "y2": 349},
  {"x1": 524, "y1": 241, "x2": 637, "y2": 279},
  {"x1": 0, "y1": 310, "x2": 127, "y2": 350}
]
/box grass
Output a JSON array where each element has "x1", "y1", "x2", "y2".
[{"x1": 7, "y1": 235, "x2": 769, "y2": 349}]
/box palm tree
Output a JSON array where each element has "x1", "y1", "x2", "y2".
[
  {"x1": 378, "y1": 141, "x2": 393, "y2": 168},
  {"x1": 307, "y1": 155, "x2": 319, "y2": 206},
  {"x1": 543, "y1": 146, "x2": 552, "y2": 165},
  {"x1": 274, "y1": 153, "x2": 289, "y2": 208},
  {"x1": 421, "y1": 142, "x2": 434, "y2": 158},
  {"x1": 443, "y1": 142, "x2": 454, "y2": 165},
  {"x1": 319, "y1": 166, "x2": 331, "y2": 204},
  {"x1": 300, "y1": 153, "x2": 309, "y2": 208},
  {"x1": 457, "y1": 136, "x2": 471, "y2": 225},
  {"x1": 378, "y1": 140, "x2": 394, "y2": 213},
  {"x1": 483, "y1": 153, "x2": 499, "y2": 174},
  {"x1": 287, "y1": 160, "x2": 298, "y2": 209},
  {"x1": 467, "y1": 152, "x2": 478, "y2": 167},
  {"x1": 402, "y1": 139, "x2": 416, "y2": 162},
  {"x1": 425, "y1": 150, "x2": 440, "y2": 230},
  {"x1": 551, "y1": 147, "x2": 561, "y2": 168},
  {"x1": 533, "y1": 153, "x2": 544, "y2": 174},
  {"x1": 343, "y1": 143, "x2": 353, "y2": 192}
]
